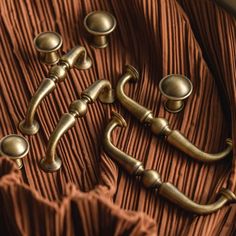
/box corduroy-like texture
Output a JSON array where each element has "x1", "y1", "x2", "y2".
[{"x1": 0, "y1": 0, "x2": 235, "y2": 235}]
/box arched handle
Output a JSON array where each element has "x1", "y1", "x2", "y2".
[
  {"x1": 103, "y1": 112, "x2": 236, "y2": 214},
  {"x1": 40, "y1": 80, "x2": 114, "y2": 172},
  {"x1": 116, "y1": 65, "x2": 232, "y2": 162},
  {"x1": 19, "y1": 46, "x2": 92, "y2": 136}
]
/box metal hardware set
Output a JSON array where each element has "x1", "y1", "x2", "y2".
[{"x1": 0, "y1": 10, "x2": 235, "y2": 214}]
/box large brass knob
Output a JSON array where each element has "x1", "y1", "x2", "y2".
[
  {"x1": 34, "y1": 31, "x2": 63, "y2": 65},
  {"x1": 84, "y1": 11, "x2": 117, "y2": 48},
  {"x1": 0, "y1": 134, "x2": 29, "y2": 169},
  {"x1": 159, "y1": 74, "x2": 193, "y2": 113}
]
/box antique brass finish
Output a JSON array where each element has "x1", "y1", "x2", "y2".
[
  {"x1": 34, "y1": 32, "x2": 63, "y2": 65},
  {"x1": 0, "y1": 134, "x2": 29, "y2": 169},
  {"x1": 84, "y1": 11, "x2": 117, "y2": 48},
  {"x1": 40, "y1": 79, "x2": 114, "y2": 172},
  {"x1": 103, "y1": 112, "x2": 236, "y2": 214},
  {"x1": 19, "y1": 46, "x2": 92, "y2": 135},
  {"x1": 159, "y1": 75, "x2": 193, "y2": 113},
  {"x1": 116, "y1": 65, "x2": 232, "y2": 162}
]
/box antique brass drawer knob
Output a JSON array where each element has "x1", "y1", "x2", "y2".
[
  {"x1": 40, "y1": 79, "x2": 114, "y2": 172},
  {"x1": 116, "y1": 65, "x2": 232, "y2": 162},
  {"x1": 34, "y1": 31, "x2": 63, "y2": 65},
  {"x1": 19, "y1": 46, "x2": 92, "y2": 135},
  {"x1": 159, "y1": 74, "x2": 193, "y2": 113},
  {"x1": 103, "y1": 112, "x2": 236, "y2": 214},
  {"x1": 0, "y1": 134, "x2": 29, "y2": 169},
  {"x1": 84, "y1": 11, "x2": 117, "y2": 48}
]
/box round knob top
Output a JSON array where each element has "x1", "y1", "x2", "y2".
[
  {"x1": 159, "y1": 75, "x2": 193, "y2": 100},
  {"x1": 34, "y1": 32, "x2": 63, "y2": 53},
  {"x1": 84, "y1": 11, "x2": 117, "y2": 35},
  {"x1": 0, "y1": 135, "x2": 29, "y2": 160}
]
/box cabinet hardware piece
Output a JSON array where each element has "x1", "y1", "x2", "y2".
[
  {"x1": 19, "y1": 46, "x2": 92, "y2": 135},
  {"x1": 103, "y1": 112, "x2": 236, "y2": 214},
  {"x1": 84, "y1": 11, "x2": 117, "y2": 48},
  {"x1": 40, "y1": 79, "x2": 114, "y2": 172},
  {"x1": 0, "y1": 134, "x2": 29, "y2": 169},
  {"x1": 34, "y1": 31, "x2": 63, "y2": 65},
  {"x1": 159, "y1": 74, "x2": 193, "y2": 113},
  {"x1": 116, "y1": 65, "x2": 232, "y2": 162}
]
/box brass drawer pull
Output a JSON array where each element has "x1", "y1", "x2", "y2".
[
  {"x1": 103, "y1": 112, "x2": 236, "y2": 214},
  {"x1": 116, "y1": 65, "x2": 232, "y2": 162},
  {"x1": 19, "y1": 46, "x2": 92, "y2": 135},
  {"x1": 40, "y1": 80, "x2": 114, "y2": 172}
]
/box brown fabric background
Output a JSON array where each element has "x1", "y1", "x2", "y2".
[{"x1": 0, "y1": 0, "x2": 235, "y2": 235}]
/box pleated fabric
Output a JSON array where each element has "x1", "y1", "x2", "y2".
[{"x1": 0, "y1": 0, "x2": 235, "y2": 235}]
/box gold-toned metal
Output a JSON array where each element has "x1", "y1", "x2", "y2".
[
  {"x1": 159, "y1": 74, "x2": 193, "y2": 113},
  {"x1": 116, "y1": 65, "x2": 232, "y2": 162},
  {"x1": 0, "y1": 134, "x2": 30, "y2": 169},
  {"x1": 84, "y1": 11, "x2": 117, "y2": 48},
  {"x1": 34, "y1": 32, "x2": 63, "y2": 65},
  {"x1": 19, "y1": 46, "x2": 92, "y2": 135},
  {"x1": 103, "y1": 112, "x2": 236, "y2": 214},
  {"x1": 40, "y1": 79, "x2": 114, "y2": 172}
]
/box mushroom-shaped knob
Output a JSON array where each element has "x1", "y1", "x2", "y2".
[
  {"x1": 0, "y1": 134, "x2": 29, "y2": 169},
  {"x1": 34, "y1": 31, "x2": 63, "y2": 65},
  {"x1": 84, "y1": 11, "x2": 117, "y2": 48},
  {"x1": 159, "y1": 74, "x2": 193, "y2": 113}
]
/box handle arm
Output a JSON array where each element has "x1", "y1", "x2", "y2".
[
  {"x1": 40, "y1": 80, "x2": 114, "y2": 172},
  {"x1": 103, "y1": 112, "x2": 236, "y2": 214},
  {"x1": 116, "y1": 65, "x2": 232, "y2": 162}
]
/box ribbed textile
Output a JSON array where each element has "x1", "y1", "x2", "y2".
[{"x1": 0, "y1": 0, "x2": 235, "y2": 235}]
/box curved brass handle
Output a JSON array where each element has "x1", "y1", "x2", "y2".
[
  {"x1": 103, "y1": 112, "x2": 236, "y2": 214},
  {"x1": 116, "y1": 65, "x2": 232, "y2": 162},
  {"x1": 19, "y1": 46, "x2": 92, "y2": 135},
  {"x1": 40, "y1": 80, "x2": 114, "y2": 172}
]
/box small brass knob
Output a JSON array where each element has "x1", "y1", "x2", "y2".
[
  {"x1": 84, "y1": 11, "x2": 117, "y2": 48},
  {"x1": 34, "y1": 31, "x2": 63, "y2": 65},
  {"x1": 159, "y1": 75, "x2": 193, "y2": 113},
  {"x1": 0, "y1": 134, "x2": 29, "y2": 169}
]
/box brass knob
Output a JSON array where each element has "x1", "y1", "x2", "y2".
[
  {"x1": 84, "y1": 11, "x2": 117, "y2": 48},
  {"x1": 34, "y1": 31, "x2": 63, "y2": 65},
  {"x1": 0, "y1": 134, "x2": 29, "y2": 169},
  {"x1": 159, "y1": 75, "x2": 193, "y2": 113}
]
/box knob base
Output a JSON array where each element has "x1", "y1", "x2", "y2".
[
  {"x1": 40, "y1": 156, "x2": 62, "y2": 172},
  {"x1": 19, "y1": 120, "x2": 40, "y2": 135},
  {"x1": 164, "y1": 100, "x2": 184, "y2": 113}
]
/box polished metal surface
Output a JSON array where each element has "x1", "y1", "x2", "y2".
[
  {"x1": 34, "y1": 32, "x2": 63, "y2": 65},
  {"x1": 40, "y1": 79, "x2": 114, "y2": 172},
  {"x1": 103, "y1": 112, "x2": 236, "y2": 214},
  {"x1": 0, "y1": 134, "x2": 29, "y2": 169},
  {"x1": 84, "y1": 11, "x2": 117, "y2": 48},
  {"x1": 19, "y1": 46, "x2": 92, "y2": 135},
  {"x1": 159, "y1": 74, "x2": 193, "y2": 113},
  {"x1": 116, "y1": 65, "x2": 232, "y2": 162}
]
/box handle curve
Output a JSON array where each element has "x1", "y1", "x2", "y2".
[
  {"x1": 40, "y1": 80, "x2": 114, "y2": 172},
  {"x1": 116, "y1": 65, "x2": 232, "y2": 162},
  {"x1": 19, "y1": 78, "x2": 56, "y2": 135},
  {"x1": 166, "y1": 130, "x2": 232, "y2": 162},
  {"x1": 103, "y1": 112, "x2": 236, "y2": 214},
  {"x1": 19, "y1": 46, "x2": 92, "y2": 135}
]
